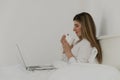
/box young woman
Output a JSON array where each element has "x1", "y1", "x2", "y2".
[{"x1": 61, "y1": 12, "x2": 102, "y2": 64}]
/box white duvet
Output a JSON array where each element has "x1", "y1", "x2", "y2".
[
  {"x1": 0, "y1": 64, "x2": 55, "y2": 80},
  {"x1": 48, "y1": 63, "x2": 120, "y2": 80},
  {"x1": 0, "y1": 63, "x2": 120, "y2": 80}
]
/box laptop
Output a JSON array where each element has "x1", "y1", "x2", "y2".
[{"x1": 16, "y1": 44, "x2": 56, "y2": 71}]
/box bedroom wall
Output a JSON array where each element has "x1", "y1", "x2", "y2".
[
  {"x1": 0, "y1": 0, "x2": 120, "y2": 66},
  {"x1": 81, "y1": 0, "x2": 120, "y2": 68},
  {"x1": 80, "y1": 0, "x2": 120, "y2": 36},
  {"x1": 0, "y1": 0, "x2": 82, "y2": 66}
]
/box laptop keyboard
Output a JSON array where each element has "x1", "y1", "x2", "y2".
[{"x1": 28, "y1": 65, "x2": 56, "y2": 71}]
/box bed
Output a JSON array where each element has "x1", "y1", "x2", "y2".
[
  {"x1": 48, "y1": 35, "x2": 120, "y2": 80},
  {"x1": 0, "y1": 63, "x2": 120, "y2": 80},
  {"x1": 0, "y1": 64, "x2": 55, "y2": 80},
  {"x1": 48, "y1": 63, "x2": 120, "y2": 80},
  {"x1": 0, "y1": 35, "x2": 120, "y2": 80}
]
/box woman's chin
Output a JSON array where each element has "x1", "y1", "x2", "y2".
[{"x1": 77, "y1": 34, "x2": 80, "y2": 37}]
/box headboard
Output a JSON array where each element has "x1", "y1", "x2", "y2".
[{"x1": 98, "y1": 35, "x2": 120, "y2": 70}]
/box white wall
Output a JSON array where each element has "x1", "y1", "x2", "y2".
[
  {"x1": 80, "y1": 0, "x2": 120, "y2": 37},
  {"x1": 81, "y1": 0, "x2": 120, "y2": 67},
  {"x1": 0, "y1": 0, "x2": 82, "y2": 66},
  {"x1": 1, "y1": 0, "x2": 120, "y2": 66}
]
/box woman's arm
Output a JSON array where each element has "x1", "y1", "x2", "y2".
[
  {"x1": 61, "y1": 36, "x2": 94, "y2": 64},
  {"x1": 61, "y1": 35, "x2": 74, "y2": 59},
  {"x1": 68, "y1": 39, "x2": 94, "y2": 64}
]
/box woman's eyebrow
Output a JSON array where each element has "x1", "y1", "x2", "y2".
[{"x1": 74, "y1": 24, "x2": 78, "y2": 26}]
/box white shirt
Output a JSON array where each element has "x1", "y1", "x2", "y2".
[{"x1": 62, "y1": 39, "x2": 98, "y2": 64}]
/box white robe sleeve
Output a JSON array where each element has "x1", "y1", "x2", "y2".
[
  {"x1": 68, "y1": 39, "x2": 97, "y2": 64},
  {"x1": 88, "y1": 47, "x2": 98, "y2": 63},
  {"x1": 68, "y1": 57, "x2": 78, "y2": 64}
]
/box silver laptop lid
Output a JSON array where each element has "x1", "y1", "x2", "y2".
[
  {"x1": 16, "y1": 44, "x2": 27, "y2": 70},
  {"x1": 16, "y1": 44, "x2": 56, "y2": 71}
]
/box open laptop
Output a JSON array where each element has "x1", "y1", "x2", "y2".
[{"x1": 16, "y1": 44, "x2": 56, "y2": 71}]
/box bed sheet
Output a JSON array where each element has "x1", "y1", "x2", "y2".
[
  {"x1": 0, "y1": 63, "x2": 120, "y2": 80},
  {"x1": 0, "y1": 64, "x2": 55, "y2": 80},
  {"x1": 49, "y1": 63, "x2": 120, "y2": 80}
]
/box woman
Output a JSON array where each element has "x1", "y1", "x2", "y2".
[{"x1": 61, "y1": 12, "x2": 102, "y2": 64}]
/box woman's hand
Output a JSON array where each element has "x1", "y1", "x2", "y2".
[{"x1": 61, "y1": 35, "x2": 73, "y2": 58}]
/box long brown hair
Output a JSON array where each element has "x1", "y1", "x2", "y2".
[{"x1": 73, "y1": 12, "x2": 102, "y2": 63}]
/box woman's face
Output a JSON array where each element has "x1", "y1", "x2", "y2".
[{"x1": 73, "y1": 20, "x2": 82, "y2": 37}]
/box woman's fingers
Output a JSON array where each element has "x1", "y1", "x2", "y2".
[
  {"x1": 60, "y1": 35, "x2": 71, "y2": 53},
  {"x1": 61, "y1": 35, "x2": 66, "y2": 43}
]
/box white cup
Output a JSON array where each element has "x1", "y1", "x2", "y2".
[{"x1": 66, "y1": 34, "x2": 75, "y2": 45}]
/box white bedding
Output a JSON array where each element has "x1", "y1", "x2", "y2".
[
  {"x1": 0, "y1": 63, "x2": 120, "y2": 80},
  {"x1": 0, "y1": 64, "x2": 55, "y2": 80},
  {"x1": 49, "y1": 63, "x2": 120, "y2": 80}
]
